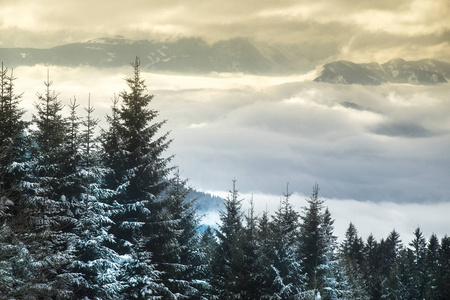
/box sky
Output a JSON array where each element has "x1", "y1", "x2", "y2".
[
  {"x1": 2, "y1": 0, "x2": 450, "y2": 241},
  {"x1": 1, "y1": 0, "x2": 450, "y2": 63}
]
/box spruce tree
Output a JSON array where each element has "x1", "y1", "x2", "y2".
[
  {"x1": 299, "y1": 183, "x2": 326, "y2": 296},
  {"x1": 197, "y1": 226, "x2": 217, "y2": 297},
  {"x1": 211, "y1": 179, "x2": 245, "y2": 298},
  {"x1": 12, "y1": 71, "x2": 78, "y2": 298},
  {"x1": 0, "y1": 63, "x2": 28, "y2": 221},
  {"x1": 255, "y1": 209, "x2": 274, "y2": 298},
  {"x1": 268, "y1": 185, "x2": 305, "y2": 298},
  {"x1": 380, "y1": 230, "x2": 403, "y2": 299},
  {"x1": 320, "y1": 207, "x2": 350, "y2": 300},
  {"x1": 438, "y1": 235, "x2": 450, "y2": 299},
  {"x1": 338, "y1": 223, "x2": 367, "y2": 299},
  {"x1": 362, "y1": 234, "x2": 382, "y2": 299},
  {"x1": 102, "y1": 57, "x2": 173, "y2": 298},
  {"x1": 0, "y1": 64, "x2": 28, "y2": 180},
  {"x1": 239, "y1": 195, "x2": 263, "y2": 299},
  {"x1": 71, "y1": 96, "x2": 123, "y2": 299},
  {"x1": 0, "y1": 65, "x2": 34, "y2": 298},
  {"x1": 408, "y1": 227, "x2": 427, "y2": 299},
  {"x1": 156, "y1": 169, "x2": 203, "y2": 298},
  {"x1": 425, "y1": 233, "x2": 440, "y2": 299}
]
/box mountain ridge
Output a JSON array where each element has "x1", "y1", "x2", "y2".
[
  {"x1": 0, "y1": 36, "x2": 316, "y2": 74},
  {"x1": 314, "y1": 59, "x2": 450, "y2": 85},
  {"x1": 1, "y1": 37, "x2": 449, "y2": 85}
]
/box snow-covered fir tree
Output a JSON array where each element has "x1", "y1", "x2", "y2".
[
  {"x1": 102, "y1": 57, "x2": 173, "y2": 298},
  {"x1": 69, "y1": 96, "x2": 123, "y2": 299},
  {"x1": 338, "y1": 223, "x2": 367, "y2": 299},
  {"x1": 11, "y1": 72, "x2": 80, "y2": 298},
  {"x1": 155, "y1": 169, "x2": 204, "y2": 298},
  {"x1": 299, "y1": 184, "x2": 341, "y2": 299},
  {"x1": 267, "y1": 185, "x2": 305, "y2": 299}
]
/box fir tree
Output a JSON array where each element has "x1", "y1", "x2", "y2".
[
  {"x1": 339, "y1": 223, "x2": 366, "y2": 299},
  {"x1": 380, "y1": 230, "x2": 403, "y2": 299},
  {"x1": 156, "y1": 169, "x2": 203, "y2": 298},
  {"x1": 408, "y1": 227, "x2": 427, "y2": 299},
  {"x1": 425, "y1": 233, "x2": 440, "y2": 299},
  {"x1": 255, "y1": 209, "x2": 274, "y2": 298},
  {"x1": 299, "y1": 183, "x2": 326, "y2": 296},
  {"x1": 0, "y1": 63, "x2": 28, "y2": 223},
  {"x1": 362, "y1": 234, "x2": 382, "y2": 299},
  {"x1": 320, "y1": 208, "x2": 350, "y2": 300},
  {"x1": 71, "y1": 96, "x2": 123, "y2": 299},
  {"x1": 211, "y1": 178, "x2": 245, "y2": 298},
  {"x1": 239, "y1": 195, "x2": 263, "y2": 299},
  {"x1": 197, "y1": 226, "x2": 217, "y2": 297},
  {"x1": 437, "y1": 235, "x2": 450, "y2": 299},
  {"x1": 12, "y1": 71, "x2": 78, "y2": 298},
  {"x1": 0, "y1": 65, "x2": 34, "y2": 298},
  {"x1": 102, "y1": 57, "x2": 173, "y2": 298},
  {"x1": 268, "y1": 184, "x2": 305, "y2": 299}
]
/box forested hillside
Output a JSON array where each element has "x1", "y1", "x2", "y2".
[{"x1": 0, "y1": 59, "x2": 449, "y2": 299}]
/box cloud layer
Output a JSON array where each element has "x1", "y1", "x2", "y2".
[
  {"x1": 161, "y1": 81, "x2": 450, "y2": 203},
  {"x1": 14, "y1": 65, "x2": 450, "y2": 204},
  {"x1": 1, "y1": 0, "x2": 450, "y2": 64},
  {"x1": 12, "y1": 64, "x2": 450, "y2": 244}
]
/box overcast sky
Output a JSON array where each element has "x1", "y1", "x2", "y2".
[
  {"x1": 3, "y1": 1, "x2": 450, "y2": 241},
  {"x1": 1, "y1": 0, "x2": 450, "y2": 63}
]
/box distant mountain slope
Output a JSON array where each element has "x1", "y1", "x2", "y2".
[
  {"x1": 314, "y1": 58, "x2": 450, "y2": 85},
  {"x1": 187, "y1": 189, "x2": 224, "y2": 213},
  {"x1": 0, "y1": 36, "x2": 316, "y2": 74}
]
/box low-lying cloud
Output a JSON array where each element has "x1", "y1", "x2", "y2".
[{"x1": 14, "y1": 65, "x2": 450, "y2": 205}]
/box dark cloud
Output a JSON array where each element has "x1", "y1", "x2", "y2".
[{"x1": 373, "y1": 122, "x2": 434, "y2": 138}]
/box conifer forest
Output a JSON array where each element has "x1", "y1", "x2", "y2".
[{"x1": 1, "y1": 58, "x2": 450, "y2": 299}]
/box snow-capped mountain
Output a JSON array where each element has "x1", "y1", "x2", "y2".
[
  {"x1": 314, "y1": 58, "x2": 450, "y2": 85},
  {"x1": 0, "y1": 36, "x2": 314, "y2": 74}
]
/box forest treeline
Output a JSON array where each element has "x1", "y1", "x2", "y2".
[{"x1": 0, "y1": 58, "x2": 449, "y2": 299}]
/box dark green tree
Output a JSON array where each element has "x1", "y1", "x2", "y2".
[
  {"x1": 239, "y1": 195, "x2": 263, "y2": 299},
  {"x1": 211, "y1": 178, "x2": 245, "y2": 298},
  {"x1": 362, "y1": 234, "x2": 382, "y2": 299},
  {"x1": 102, "y1": 57, "x2": 173, "y2": 298},
  {"x1": 408, "y1": 227, "x2": 427, "y2": 299},
  {"x1": 380, "y1": 230, "x2": 403, "y2": 299},
  {"x1": 10, "y1": 71, "x2": 79, "y2": 298},
  {"x1": 299, "y1": 183, "x2": 326, "y2": 295},
  {"x1": 339, "y1": 223, "x2": 366, "y2": 299},
  {"x1": 71, "y1": 96, "x2": 123, "y2": 299},
  {"x1": 254, "y1": 209, "x2": 274, "y2": 298},
  {"x1": 425, "y1": 233, "x2": 440, "y2": 299},
  {"x1": 197, "y1": 226, "x2": 217, "y2": 296},
  {"x1": 268, "y1": 185, "x2": 305, "y2": 298},
  {"x1": 437, "y1": 235, "x2": 450, "y2": 299},
  {"x1": 156, "y1": 169, "x2": 203, "y2": 298},
  {"x1": 0, "y1": 63, "x2": 28, "y2": 221}
]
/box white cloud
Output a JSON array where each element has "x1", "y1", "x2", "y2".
[
  {"x1": 11, "y1": 64, "x2": 450, "y2": 246},
  {"x1": 13, "y1": 65, "x2": 450, "y2": 205}
]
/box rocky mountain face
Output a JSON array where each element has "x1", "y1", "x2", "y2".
[
  {"x1": 0, "y1": 36, "x2": 316, "y2": 74},
  {"x1": 314, "y1": 58, "x2": 450, "y2": 85}
]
